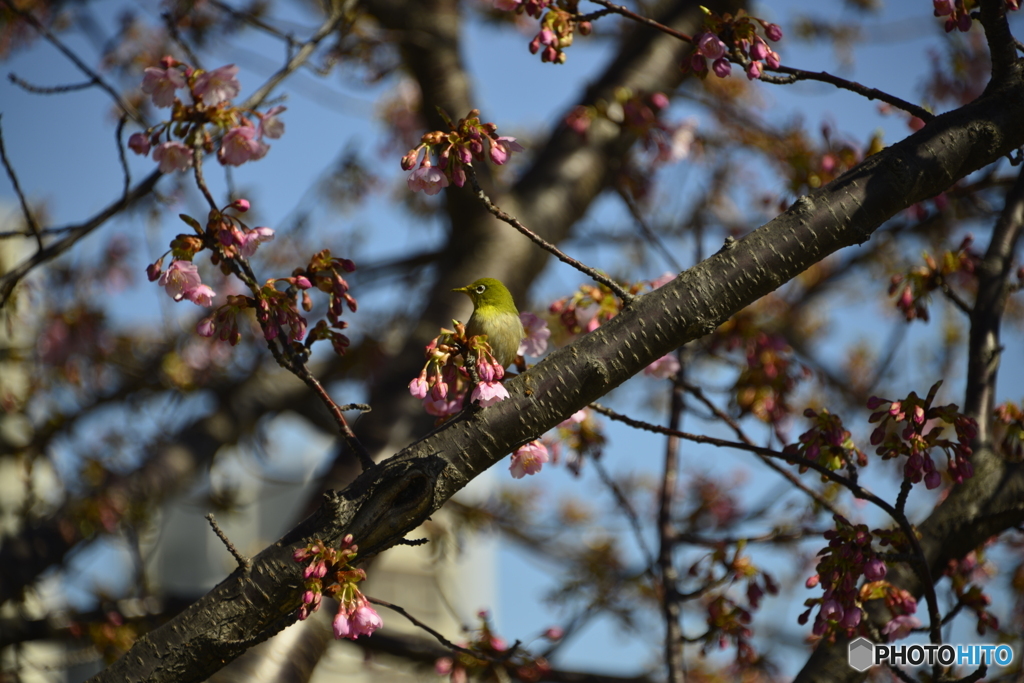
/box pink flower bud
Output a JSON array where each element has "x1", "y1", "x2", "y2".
[
  {"x1": 232, "y1": 198, "x2": 250, "y2": 212},
  {"x1": 765, "y1": 23, "x2": 783, "y2": 41},
  {"x1": 712, "y1": 57, "x2": 731, "y2": 78},
  {"x1": 128, "y1": 132, "x2": 151, "y2": 156}
]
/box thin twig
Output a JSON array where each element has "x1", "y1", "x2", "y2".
[
  {"x1": 618, "y1": 187, "x2": 683, "y2": 272},
  {"x1": 938, "y1": 277, "x2": 974, "y2": 315},
  {"x1": 588, "y1": 402, "x2": 894, "y2": 519},
  {"x1": 0, "y1": 116, "x2": 43, "y2": 251},
  {"x1": 466, "y1": 167, "x2": 634, "y2": 303},
  {"x1": 115, "y1": 116, "x2": 131, "y2": 201},
  {"x1": 0, "y1": 170, "x2": 163, "y2": 306},
  {"x1": 762, "y1": 66, "x2": 933, "y2": 122},
  {"x1": 586, "y1": 402, "x2": 946, "y2": 649},
  {"x1": 584, "y1": 0, "x2": 934, "y2": 122},
  {"x1": 591, "y1": 458, "x2": 657, "y2": 573},
  {"x1": 0, "y1": 0, "x2": 143, "y2": 124},
  {"x1": 238, "y1": 0, "x2": 355, "y2": 111},
  {"x1": 658, "y1": 363, "x2": 685, "y2": 683},
  {"x1": 585, "y1": 0, "x2": 692, "y2": 42},
  {"x1": 205, "y1": 513, "x2": 251, "y2": 570},
  {"x1": 7, "y1": 74, "x2": 97, "y2": 94},
  {"x1": 368, "y1": 598, "x2": 520, "y2": 664},
  {"x1": 207, "y1": 0, "x2": 304, "y2": 49},
  {"x1": 300, "y1": 370, "x2": 375, "y2": 471},
  {"x1": 682, "y1": 382, "x2": 843, "y2": 516}
]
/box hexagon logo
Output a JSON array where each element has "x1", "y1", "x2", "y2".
[{"x1": 848, "y1": 637, "x2": 874, "y2": 672}]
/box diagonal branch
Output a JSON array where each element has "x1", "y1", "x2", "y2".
[{"x1": 88, "y1": 61, "x2": 1024, "y2": 681}]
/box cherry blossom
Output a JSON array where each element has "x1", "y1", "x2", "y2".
[
  {"x1": 193, "y1": 64, "x2": 241, "y2": 106},
  {"x1": 510, "y1": 440, "x2": 549, "y2": 478},
  {"x1": 518, "y1": 311, "x2": 550, "y2": 357},
  {"x1": 141, "y1": 66, "x2": 185, "y2": 108},
  {"x1": 152, "y1": 141, "x2": 193, "y2": 173}
]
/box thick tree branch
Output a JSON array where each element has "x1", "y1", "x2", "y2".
[{"x1": 88, "y1": 58, "x2": 1024, "y2": 681}]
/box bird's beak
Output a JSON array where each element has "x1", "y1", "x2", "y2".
[{"x1": 451, "y1": 285, "x2": 469, "y2": 294}]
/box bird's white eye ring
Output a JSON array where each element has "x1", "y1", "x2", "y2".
[{"x1": 475, "y1": 285, "x2": 486, "y2": 294}]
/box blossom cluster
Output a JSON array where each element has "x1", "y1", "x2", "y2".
[
  {"x1": 888, "y1": 235, "x2": 979, "y2": 322},
  {"x1": 401, "y1": 109, "x2": 523, "y2": 194},
  {"x1": 408, "y1": 320, "x2": 510, "y2": 417},
  {"x1": 147, "y1": 196, "x2": 357, "y2": 354},
  {"x1": 933, "y1": 0, "x2": 1020, "y2": 33},
  {"x1": 565, "y1": 90, "x2": 698, "y2": 170},
  {"x1": 492, "y1": 0, "x2": 589, "y2": 64},
  {"x1": 800, "y1": 515, "x2": 895, "y2": 641},
  {"x1": 199, "y1": 248, "x2": 356, "y2": 352},
  {"x1": 868, "y1": 380, "x2": 977, "y2": 489},
  {"x1": 293, "y1": 536, "x2": 383, "y2": 640},
  {"x1": 146, "y1": 198, "x2": 271, "y2": 309},
  {"x1": 785, "y1": 408, "x2": 867, "y2": 473},
  {"x1": 687, "y1": 7, "x2": 783, "y2": 81},
  {"x1": 409, "y1": 311, "x2": 550, "y2": 418},
  {"x1": 434, "y1": 611, "x2": 556, "y2": 683},
  {"x1": 128, "y1": 56, "x2": 285, "y2": 172}
]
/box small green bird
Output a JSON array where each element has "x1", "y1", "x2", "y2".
[{"x1": 452, "y1": 278, "x2": 525, "y2": 369}]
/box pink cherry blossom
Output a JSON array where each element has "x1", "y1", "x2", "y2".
[
  {"x1": 152, "y1": 141, "x2": 193, "y2": 173},
  {"x1": 259, "y1": 106, "x2": 286, "y2": 139},
  {"x1": 409, "y1": 376, "x2": 429, "y2": 399},
  {"x1": 933, "y1": 0, "x2": 955, "y2": 15},
  {"x1": 558, "y1": 409, "x2": 586, "y2": 427},
  {"x1": 219, "y1": 126, "x2": 267, "y2": 166},
  {"x1": 649, "y1": 92, "x2": 670, "y2": 110},
  {"x1": 489, "y1": 136, "x2": 524, "y2": 166},
  {"x1": 750, "y1": 36, "x2": 769, "y2": 61},
  {"x1": 650, "y1": 272, "x2": 675, "y2": 289},
  {"x1": 882, "y1": 614, "x2": 921, "y2": 641},
  {"x1": 333, "y1": 599, "x2": 383, "y2": 640},
  {"x1": 240, "y1": 227, "x2": 275, "y2": 257},
  {"x1": 697, "y1": 33, "x2": 726, "y2": 60},
  {"x1": 157, "y1": 260, "x2": 202, "y2": 301},
  {"x1": 510, "y1": 440, "x2": 549, "y2": 478},
  {"x1": 186, "y1": 284, "x2": 216, "y2": 307},
  {"x1": 350, "y1": 603, "x2": 383, "y2": 637},
  {"x1": 644, "y1": 353, "x2": 680, "y2": 379},
  {"x1": 407, "y1": 164, "x2": 449, "y2": 195},
  {"x1": 819, "y1": 598, "x2": 843, "y2": 622},
  {"x1": 765, "y1": 23, "x2": 783, "y2": 41},
  {"x1": 712, "y1": 57, "x2": 732, "y2": 78},
  {"x1": 197, "y1": 316, "x2": 216, "y2": 337},
  {"x1": 746, "y1": 61, "x2": 763, "y2": 80},
  {"x1": 518, "y1": 311, "x2": 550, "y2": 357},
  {"x1": 141, "y1": 66, "x2": 185, "y2": 108},
  {"x1": 863, "y1": 558, "x2": 887, "y2": 581},
  {"x1": 423, "y1": 395, "x2": 462, "y2": 416},
  {"x1": 471, "y1": 381, "x2": 510, "y2": 407},
  {"x1": 194, "y1": 64, "x2": 241, "y2": 106},
  {"x1": 128, "y1": 133, "x2": 151, "y2": 156},
  {"x1": 838, "y1": 607, "x2": 862, "y2": 630}
]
